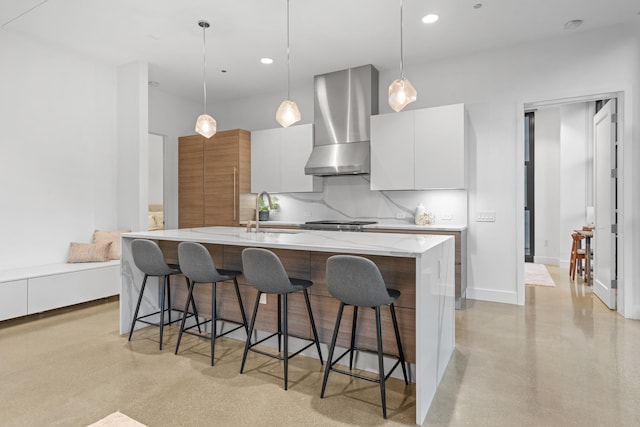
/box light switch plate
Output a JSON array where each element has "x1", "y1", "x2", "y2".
[{"x1": 476, "y1": 211, "x2": 496, "y2": 222}]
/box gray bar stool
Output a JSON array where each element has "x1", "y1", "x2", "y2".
[
  {"x1": 240, "y1": 248, "x2": 323, "y2": 390},
  {"x1": 175, "y1": 241, "x2": 248, "y2": 366},
  {"x1": 128, "y1": 239, "x2": 200, "y2": 350},
  {"x1": 321, "y1": 255, "x2": 409, "y2": 419}
]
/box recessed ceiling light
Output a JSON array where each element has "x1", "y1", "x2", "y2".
[
  {"x1": 564, "y1": 19, "x2": 583, "y2": 30},
  {"x1": 421, "y1": 14, "x2": 439, "y2": 24},
  {"x1": 473, "y1": 3, "x2": 483, "y2": 9},
  {"x1": 260, "y1": 57, "x2": 274, "y2": 64}
]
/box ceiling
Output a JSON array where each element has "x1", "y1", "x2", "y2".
[{"x1": 1, "y1": 0, "x2": 638, "y2": 103}]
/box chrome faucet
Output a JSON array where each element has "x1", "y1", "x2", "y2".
[{"x1": 252, "y1": 191, "x2": 272, "y2": 233}]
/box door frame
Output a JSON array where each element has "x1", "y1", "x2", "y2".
[{"x1": 516, "y1": 91, "x2": 625, "y2": 313}]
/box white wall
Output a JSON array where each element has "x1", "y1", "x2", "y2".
[
  {"x1": 148, "y1": 87, "x2": 201, "y2": 229},
  {"x1": 534, "y1": 108, "x2": 561, "y2": 265},
  {"x1": 559, "y1": 103, "x2": 591, "y2": 266},
  {"x1": 192, "y1": 23, "x2": 639, "y2": 316},
  {"x1": 532, "y1": 103, "x2": 591, "y2": 267},
  {"x1": 0, "y1": 32, "x2": 118, "y2": 269},
  {"x1": 148, "y1": 134, "x2": 164, "y2": 206}
]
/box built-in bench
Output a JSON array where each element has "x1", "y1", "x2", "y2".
[{"x1": 0, "y1": 261, "x2": 121, "y2": 321}]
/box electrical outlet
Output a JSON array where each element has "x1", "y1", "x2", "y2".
[
  {"x1": 476, "y1": 211, "x2": 496, "y2": 222},
  {"x1": 396, "y1": 212, "x2": 406, "y2": 219},
  {"x1": 259, "y1": 294, "x2": 268, "y2": 304},
  {"x1": 303, "y1": 211, "x2": 312, "y2": 218}
]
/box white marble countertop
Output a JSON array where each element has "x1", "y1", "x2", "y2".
[
  {"x1": 123, "y1": 226, "x2": 452, "y2": 258},
  {"x1": 252, "y1": 220, "x2": 467, "y2": 232},
  {"x1": 362, "y1": 223, "x2": 467, "y2": 231}
]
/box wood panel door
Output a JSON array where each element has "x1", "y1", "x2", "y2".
[{"x1": 178, "y1": 135, "x2": 204, "y2": 228}]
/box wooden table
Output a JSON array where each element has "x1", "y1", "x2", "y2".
[{"x1": 575, "y1": 229, "x2": 593, "y2": 285}]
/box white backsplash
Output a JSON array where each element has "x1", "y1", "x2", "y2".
[{"x1": 267, "y1": 175, "x2": 468, "y2": 226}]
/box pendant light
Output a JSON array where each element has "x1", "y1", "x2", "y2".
[
  {"x1": 388, "y1": 0, "x2": 417, "y2": 112},
  {"x1": 195, "y1": 20, "x2": 217, "y2": 138},
  {"x1": 275, "y1": 0, "x2": 301, "y2": 128}
]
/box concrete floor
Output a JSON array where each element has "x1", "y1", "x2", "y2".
[{"x1": 0, "y1": 265, "x2": 638, "y2": 426}]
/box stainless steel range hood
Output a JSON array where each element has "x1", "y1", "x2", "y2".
[{"x1": 305, "y1": 64, "x2": 378, "y2": 176}]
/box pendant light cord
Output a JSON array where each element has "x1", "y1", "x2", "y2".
[
  {"x1": 200, "y1": 21, "x2": 209, "y2": 114},
  {"x1": 399, "y1": 0, "x2": 405, "y2": 80},
  {"x1": 286, "y1": 0, "x2": 291, "y2": 100}
]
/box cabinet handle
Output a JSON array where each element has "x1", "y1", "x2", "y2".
[{"x1": 233, "y1": 167, "x2": 237, "y2": 220}]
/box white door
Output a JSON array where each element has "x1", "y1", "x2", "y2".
[{"x1": 592, "y1": 100, "x2": 617, "y2": 309}]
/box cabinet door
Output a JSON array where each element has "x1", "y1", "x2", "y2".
[
  {"x1": 251, "y1": 128, "x2": 281, "y2": 193},
  {"x1": 178, "y1": 135, "x2": 204, "y2": 228},
  {"x1": 205, "y1": 131, "x2": 240, "y2": 226},
  {"x1": 280, "y1": 124, "x2": 317, "y2": 193},
  {"x1": 370, "y1": 111, "x2": 415, "y2": 190},
  {"x1": 414, "y1": 104, "x2": 466, "y2": 189}
]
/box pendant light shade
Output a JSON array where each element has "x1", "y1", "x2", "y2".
[
  {"x1": 388, "y1": 0, "x2": 416, "y2": 112},
  {"x1": 388, "y1": 77, "x2": 417, "y2": 112},
  {"x1": 276, "y1": 99, "x2": 301, "y2": 128},
  {"x1": 195, "y1": 20, "x2": 217, "y2": 138},
  {"x1": 276, "y1": 0, "x2": 301, "y2": 127},
  {"x1": 195, "y1": 113, "x2": 217, "y2": 139}
]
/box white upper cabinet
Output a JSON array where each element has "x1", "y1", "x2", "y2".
[
  {"x1": 251, "y1": 123, "x2": 321, "y2": 193},
  {"x1": 370, "y1": 111, "x2": 414, "y2": 190},
  {"x1": 251, "y1": 127, "x2": 281, "y2": 193},
  {"x1": 370, "y1": 103, "x2": 466, "y2": 190},
  {"x1": 414, "y1": 103, "x2": 466, "y2": 189}
]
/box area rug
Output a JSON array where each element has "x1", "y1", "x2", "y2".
[
  {"x1": 87, "y1": 412, "x2": 147, "y2": 427},
  {"x1": 525, "y1": 263, "x2": 556, "y2": 287}
]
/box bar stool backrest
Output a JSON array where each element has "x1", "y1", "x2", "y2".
[
  {"x1": 178, "y1": 242, "x2": 225, "y2": 283},
  {"x1": 326, "y1": 255, "x2": 393, "y2": 307},
  {"x1": 242, "y1": 248, "x2": 294, "y2": 294},
  {"x1": 131, "y1": 239, "x2": 173, "y2": 276}
]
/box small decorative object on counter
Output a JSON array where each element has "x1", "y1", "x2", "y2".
[{"x1": 415, "y1": 203, "x2": 435, "y2": 225}]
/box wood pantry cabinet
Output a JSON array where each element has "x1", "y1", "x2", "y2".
[
  {"x1": 370, "y1": 103, "x2": 466, "y2": 190},
  {"x1": 178, "y1": 130, "x2": 253, "y2": 227}
]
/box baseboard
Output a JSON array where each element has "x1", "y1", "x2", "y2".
[
  {"x1": 466, "y1": 287, "x2": 518, "y2": 305},
  {"x1": 623, "y1": 303, "x2": 640, "y2": 320},
  {"x1": 532, "y1": 256, "x2": 558, "y2": 265}
]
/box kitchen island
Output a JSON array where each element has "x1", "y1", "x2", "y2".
[{"x1": 119, "y1": 227, "x2": 454, "y2": 425}]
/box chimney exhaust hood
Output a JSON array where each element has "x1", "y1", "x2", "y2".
[{"x1": 304, "y1": 65, "x2": 378, "y2": 176}]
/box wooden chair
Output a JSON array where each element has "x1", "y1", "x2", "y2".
[{"x1": 569, "y1": 233, "x2": 586, "y2": 281}]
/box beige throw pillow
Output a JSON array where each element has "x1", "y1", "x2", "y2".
[
  {"x1": 93, "y1": 229, "x2": 131, "y2": 260},
  {"x1": 67, "y1": 242, "x2": 112, "y2": 263}
]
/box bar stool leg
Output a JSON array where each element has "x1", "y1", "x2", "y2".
[
  {"x1": 210, "y1": 282, "x2": 217, "y2": 366},
  {"x1": 349, "y1": 306, "x2": 359, "y2": 370},
  {"x1": 283, "y1": 293, "x2": 289, "y2": 390},
  {"x1": 241, "y1": 292, "x2": 262, "y2": 374},
  {"x1": 175, "y1": 279, "x2": 197, "y2": 355},
  {"x1": 159, "y1": 275, "x2": 167, "y2": 350},
  {"x1": 389, "y1": 303, "x2": 409, "y2": 384},
  {"x1": 277, "y1": 294, "x2": 282, "y2": 352},
  {"x1": 128, "y1": 274, "x2": 149, "y2": 341},
  {"x1": 188, "y1": 278, "x2": 202, "y2": 333},
  {"x1": 166, "y1": 275, "x2": 172, "y2": 324},
  {"x1": 375, "y1": 306, "x2": 387, "y2": 419},
  {"x1": 232, "y1": 277, "x2": 248, "y2": 333},
  {"x1": 321, "y1": 302, "x2": 344, "y2": 398},
  {"x1": 303, "y1": 288, "x2": 323, "y2": 364}
]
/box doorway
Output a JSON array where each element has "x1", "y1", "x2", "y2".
[
  {"x1": 521, "y1": 94, "x2": 620, "y2": 310},
  {"x1": 148, "y1": 133, "x2": 165, "y2": 230}
]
